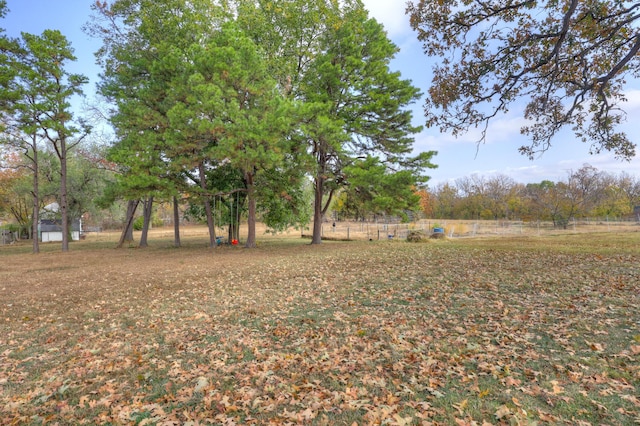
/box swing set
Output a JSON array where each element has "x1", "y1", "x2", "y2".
[{"x1": 214, "y1": 190, "x2": 242, "y2": 246}]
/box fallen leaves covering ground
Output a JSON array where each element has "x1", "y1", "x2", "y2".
[{"x1": 1, "y1": 230, "x2": 639, "y2": 425}]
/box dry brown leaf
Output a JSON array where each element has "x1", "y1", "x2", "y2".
[{"x1": 495, "y1": 405, "x2": 511, "y2": 419}]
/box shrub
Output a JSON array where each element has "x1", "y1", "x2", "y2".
[
  {"x1": 133, "y1": 215, "x2": 164, "y2": 231},
  {"x1": 133, "y1": 216, "x2": 144, "y2": 231},
  {"x1": 406, "y1": 230, "x2": 426, "y2": 242}
]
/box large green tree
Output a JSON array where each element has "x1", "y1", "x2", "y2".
[
  {"x1": 0, "y1": 0, "x2": 16, "y2": 114},
  {"x1": 92, "y1": 0, "x2": 311, "y2": 248},
  {"x1": 1, "y1": 29, "x2": 44, "y2": 251},
  {"x1": 87, "y1": 0, "x2": 227, "y2": 248},
  {"x1": 167, "y1": 23, "x2": 297, "y2": 248},
  {"x1": 1, "y1": 3, "x2": 43, "y2": 249},
  {"x1": 407, "y1": 0, "x2": 640, "y2": 159},
  {"x1": 238, "y1": 0, "x2": 436, "y2": 244},
  {"x1": 23, "y1": 30, "x2": 90, "y2": 252},
  {"x1": 1, "y1": 26, "x2": 89, "y2": 252},
  {"x1": 335, "y1": 156, "x2": 425, "y2": 221},
  {"x1": 303, "y1": 4, "x2": 435, "y2": 243}
]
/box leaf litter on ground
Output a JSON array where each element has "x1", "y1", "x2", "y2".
[{"x1": 0, "y1": 231, "x2": 638, "y2": 425}]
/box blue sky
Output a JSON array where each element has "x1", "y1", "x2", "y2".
[{"x1": 4, "y1": 0, "x2": 640, "y2": 186}]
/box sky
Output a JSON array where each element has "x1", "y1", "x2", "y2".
[{"x1": 3, "y1": 0, "x2": 640, "y2": 186}]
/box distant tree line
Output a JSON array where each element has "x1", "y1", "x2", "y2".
[{"x1": 417, "y1": 165, "x2": 640, "y2": 227}]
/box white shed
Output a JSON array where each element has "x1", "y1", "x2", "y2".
[{"x1": 39, "y1": 203, "x2": 81, "y2": 242}]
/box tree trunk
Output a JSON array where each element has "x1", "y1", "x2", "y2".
[
  {"x1": 124, "y1": 203, "x2": 136, "y2": 241},
  {"x1": 173, "y1": 195, "x2": 181, "y2": 248},
  {"x1": 227, "y1": 195, "x2": 242, "y2": 243},
  {"x1": 227, "y1": 216, "x2": 235, "y2": 243},
  {"x1": 311, "y1": 144, "x2": 333, "y2": 245},
  {"x1": 245, "y1": 172, "x2": 256, "y2": 248},
  {"x1": 139, "y1": 196, "x2": 154, "y2": 248},
  {"x1": 117, "y1": 199, "x2": 139, "y2": 248},
  {"x1": 311, "y1": 173, "x2": 324, "y2": 244},
  {"x1": 31, "y1": 148, "x2": 40, "y2": 254},
  {"x1": 198, "y1": 163, "x2": 216, "y2": 248},
  {"x1": 60, "y1": 137, "x2": 69, "y2": 252}
]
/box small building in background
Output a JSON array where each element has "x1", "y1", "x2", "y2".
[{"x1": 39, "y1": 203, "x2": 81, "y2": 242}]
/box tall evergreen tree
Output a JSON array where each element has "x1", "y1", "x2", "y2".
[
  {"x1": 168, "y1": 23, "x2": 295, "y2": 248},
  {"x1": 24, "y1": 30, "x2": 90, "y2": 252},
  {"x1": 237, "y1": 0, "x2": 436, "y2": 244},
  {"x1": 1, "y1": 25, "x2": 42, "y2": 251},
  {"x1": 87, "y1": 0, "x2": 228, "y2": 247},
  {"x1": 2, "y1": 27, "x2": 89, "y2": 252}
]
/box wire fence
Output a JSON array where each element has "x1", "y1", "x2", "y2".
[
  {"x1": 0, "y1": 230, "x2": 18, "y2": 245},
  {"x1": 4, "y1": 218, "x2": 638, "y2": 246},
  {"x1": 319, "y1": 218, "x2": 640, "y2": 241}
]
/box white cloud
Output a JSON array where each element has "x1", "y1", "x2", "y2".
[
  {"x1": 619, "y1": 89, "x2": 640, "y2": 124},
  {"x1": 485, "y1": 117, "x2": 528, "y2": 143},
  {"x1": 559, "y1": 152, "x2": 640, "y2": 173},
  {"x1": 412, "y1": 113, "x2": 529, "y2": 155},
  {"x1": 501, "y1": 165, "x2": 558, "y2": 182},
  {"x1": 361, "y1": 0, "x2": 411, "y2": 37}
]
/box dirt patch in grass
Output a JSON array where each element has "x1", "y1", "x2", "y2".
[{"x1": 1, "y1": 229, "x2": 639, "y2": 425}]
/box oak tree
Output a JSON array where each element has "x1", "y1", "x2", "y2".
[{"x1": 407, "y1": 0, "x2": 640, "y2": 159}]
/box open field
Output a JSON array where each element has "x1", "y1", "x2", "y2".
[{"x1": 1, "y1": 228, "x2": 639, "y2": 425}]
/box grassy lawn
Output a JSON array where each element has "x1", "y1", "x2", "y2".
[{"x1": 1, "y1": 229, "x2": 639, "y2": 425}]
